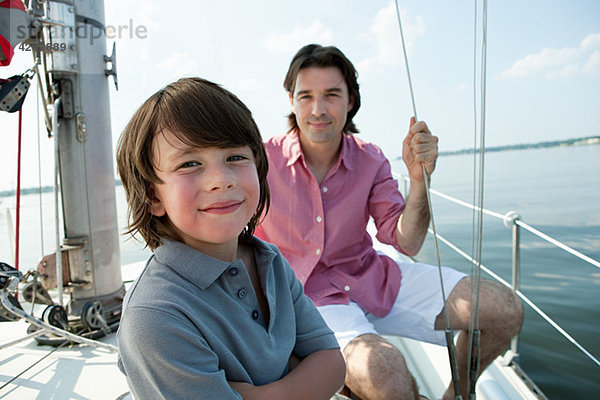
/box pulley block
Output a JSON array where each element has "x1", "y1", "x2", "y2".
[
  {"x1": 81, "y1": 301, "x2": 106, "y2": 330},
  {"x1": 42, "y1": 304, "x2": 69, "y2": 331},
  {"x1": 0, "y1": 75, "x2": 31, "y2": 113}
]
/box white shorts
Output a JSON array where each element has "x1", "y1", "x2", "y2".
[{"x1": 317, "y1": 261, "x2": 466, "y2": 349}]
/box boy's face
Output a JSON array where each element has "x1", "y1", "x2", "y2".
[{"x1": 149, "y1": 129, "x2": 260, "y2": 260}]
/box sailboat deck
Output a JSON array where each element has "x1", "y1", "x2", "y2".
[
  {"x1": 0, "y1": 320, "x2": 543, "y2": 400},
  {"x1": 1, "y1": 257, "x2": 546, "y2": 400},
  {"x1": 1, "y1": 319, "x2": 128, "y2": 400}
]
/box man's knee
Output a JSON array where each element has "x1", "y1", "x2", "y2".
[
  {"x1": 436, "y1": 277, "x2": 524, "y2": 336},
  {"x1": 343, "y1": 334, "x2": 419, "y2": 400},
  {"x1": 471, "y1": 278, "x2": 524, "y2": 337},
  {"x1": 497, "y1": 284, "x2": 524, "y2": 336}
]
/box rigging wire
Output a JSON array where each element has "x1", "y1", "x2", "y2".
[
  {"x1": 34, "y1": 63, "x2": 52, "y2": 133},
  {"x1": 393, "y1": 1, "x2": 462, "y2": 398},
  {"x1": 394, "y1": 1, "x2": 492, "y2": 397},
  {"x1": 467, "y1": 5, "x2": 480, "y2": 390},
  {"x1": 474, "y1": 0, "x2": 488, "y2": 338},
  {"x1": 52, "y1": 98, "x2": 64, "y2": 306},
  {"x1": 15, "y1": 108, "x2": 23, "y2": 273},
  {"x1": 470, "y1": 1, "x2": 479, "y2": 287},
  {"x1": 34, "y1": 57, "x2": 45, "y2": 257},
  {"x1": 466, "y1": 0, "x2": 488, "y2": 397},
  {"x1": 392, "y1": 0, "x2": 450, "y2": 324}
]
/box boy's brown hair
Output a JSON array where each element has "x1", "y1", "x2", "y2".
[{"x1": 116, "y1": 77, "x2": 269, "y2": 250}]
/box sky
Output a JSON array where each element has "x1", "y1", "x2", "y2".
[{"x1": 1, "y1": 0, "x2": 599, "y2": 192}]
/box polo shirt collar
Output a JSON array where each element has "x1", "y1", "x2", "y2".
[
  {"x1": 153, "y1": 238, "x2": 277, "y2": 290},
  {"x1": 283, "y1": 130, "x2": 355, "y2": 171}
]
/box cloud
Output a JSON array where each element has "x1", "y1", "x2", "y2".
[
  {"x1": 454, "y1": 84, "x2": 470, "y2": 93},
  {"x1": 106, "y1": 0, "x2": 161, "y2": 33},
  {"x1": 357, "y1": 1, "x2": 425, "y2": 73},
  {"x1": 581, "y1": 33, "x2": 600, "y2": 51},
  {"x1": 236, "y1": 78, "x2": 265, "y2": 91},
  {"x1": 582, "y1": 50, "x2": 600, "y2": 74},
  {"x1": 499, "y1": 33, "x2": 600, "y2": 79},
  {"x1": 262, "y1": 21, "x2": 333, "y2": 54},
  {"x1": 156, "y1": 52, "x2": 199, "y2": 77}
]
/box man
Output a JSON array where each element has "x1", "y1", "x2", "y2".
[{"x1": 255, "y1": 44, "x2": 523, "y2": 400}]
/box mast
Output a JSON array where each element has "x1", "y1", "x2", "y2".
[{"x1": 45, "y1": 0, "x2": 123, "y2": 325}]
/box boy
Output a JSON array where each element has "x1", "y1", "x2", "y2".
[{"x1": 116, "y1": 77, "x2": 345, "y2": 399}]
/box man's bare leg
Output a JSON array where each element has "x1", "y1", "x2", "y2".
[
  {"x1": 342, "y1": 333, "x2": 421, "y2": 400},
  {"x1": 436, "y1": 277, "x2": 523, "y2": 400}
]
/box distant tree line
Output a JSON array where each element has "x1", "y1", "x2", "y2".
[
  {"x1": 2, "y1": 136, "x2": 599, "y2": 198},
  {"x1": 437, "y1": 135, "x2": 600, "y2": 157},
  {"x1": 0, "y1": 180, "x2": 122, "y2": 199}
]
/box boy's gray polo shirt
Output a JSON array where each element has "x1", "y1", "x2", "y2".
[{"x1": 117, "y1": 237, "x2": 338, "y2": 400}]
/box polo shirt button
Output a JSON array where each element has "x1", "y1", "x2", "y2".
[
  {"x1": 315, "y1": 249, "x2": 321, "y2": 255},
  {"x1": 237, "y1": 288, "x2": 247, "y2": 299},
  {"x1": 251, "y1": 310, "x2": 259, "y2": 320},
  {"x1": 344, "y1": 285, "x2": 350, "y2": 292},
  {"x1": 316, "y1": 216, "x2": 322, "y2": 223},
  {"x1": 228, "y1": 267, "x2": 239, "y2": 277},
  {"x1": 322, "y1": 186, "x2": 328, "y2": 192}
]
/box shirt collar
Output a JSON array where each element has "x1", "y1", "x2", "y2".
[
  {"x1": 339, "y1": 133, "x2": 355, "y2": 171},
  {"x1": 283, "y1": 130, "x2": 355, "y2": 171},
  {"x1": 283, "y1": 130, "x2": 304, "y2": 167},
  {"x1": 153, "y1": 238, "x2": 278, "y2": 290}
]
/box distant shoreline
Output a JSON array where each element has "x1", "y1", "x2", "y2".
[
  {"x1": 1, "y1": 136, "x2": 598, "y2": 199},
  {"x1": 389, "y1": 135, "x2": 599, "y2": 161},
  {"x1": 437, "y1": 135, "x2": 600, "y2": 157},
  {"x1": 0, "y1": 180, "x2": 124, "y2": 199}
]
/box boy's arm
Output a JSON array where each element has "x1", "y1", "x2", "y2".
[
  {"x1": 230, "y1": 348, "x2": 345, "y2": 400},
  {"x1": 232, "y1": 245, "x2": 346, "y2": 399},
  {"x1": 119, "y1": 307, "x2": 243, "y2": 400}
]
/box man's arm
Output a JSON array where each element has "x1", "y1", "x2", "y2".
[
  {"x1": 395, "y1": 117, "x2": 438, "y2": 256},
  {"x1": 230, "y1": 349, "x2": 345, "y2": 400}
]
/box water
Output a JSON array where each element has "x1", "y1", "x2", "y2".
[
  {"x1": 0, "y1": 184, "x2": 152, "y2": 271},
  {"x1": 1, "y1": 144, "x2": 599, "y2": 398},
  {"x1": 392, "y1": 144, "x2": 600, "y2": 399}
]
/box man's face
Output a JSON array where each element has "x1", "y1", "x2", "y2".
[{"x1": 290, "y1": 66, "x2": 353, "y2": 146}]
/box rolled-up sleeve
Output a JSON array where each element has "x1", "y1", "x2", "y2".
[{"x1": 368, "y1": 157, "x2": 406, "y2": 254}]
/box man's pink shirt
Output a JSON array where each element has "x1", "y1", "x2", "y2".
[{"x1": 255, "y1": 131, "x2": 406, "y2": 317}]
